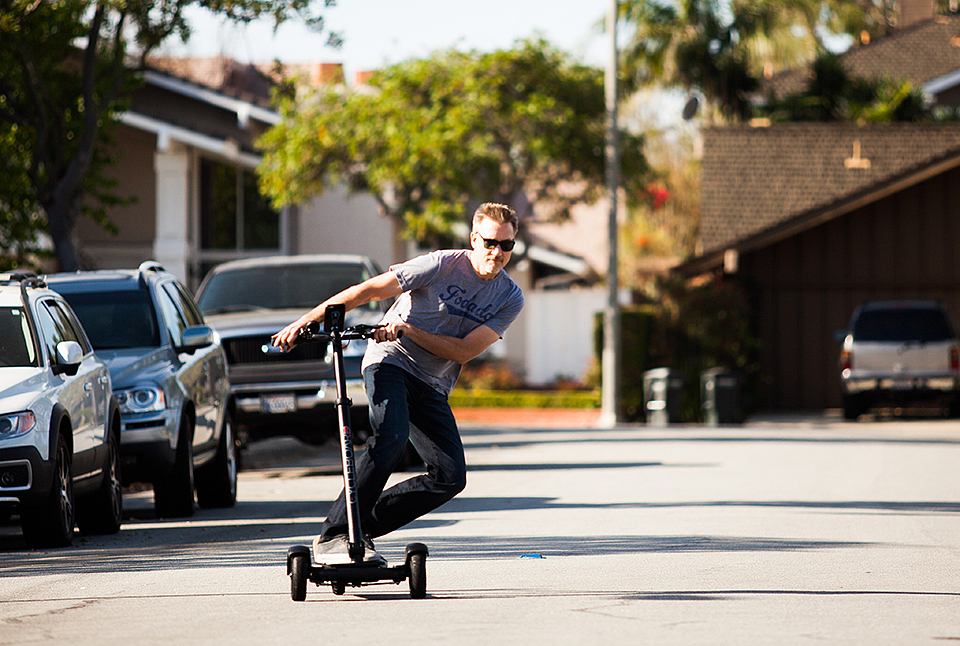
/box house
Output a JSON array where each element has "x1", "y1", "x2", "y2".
[
  {"x1": 75, "y1": 56, "x2": 611, "y2": 387},
  {"x1": 77, "y1": 57, "x2": 395, "y2": 286},
  {"x1": 675, "y1": 0, "x2": 960, "y2": 411},
  {"x1": 678, "y1": 3, "x2": 960, "y2": 410},
  {"x1": 679, "y1": 122, "x2": 960, "y2": 410}
]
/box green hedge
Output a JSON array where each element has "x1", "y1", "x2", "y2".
[{"x1": 449, "y1": 389, "x2": 601, "y2": 409}]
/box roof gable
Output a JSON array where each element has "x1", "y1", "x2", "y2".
[{"x1": 698, "y1": 123, "x2": 960, "y2": 258}]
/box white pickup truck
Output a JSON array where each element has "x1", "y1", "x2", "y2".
[{"x1": 839, "y1": 300, "x2": 960, "y2": 420}]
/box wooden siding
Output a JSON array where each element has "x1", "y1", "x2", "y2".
[{"x1": 740, "y1": 165, "x2": 960, "y2": 409}]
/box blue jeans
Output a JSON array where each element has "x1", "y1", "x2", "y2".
[{"x1": 320, "y1": 362, "x2": 467, "y2": 540}]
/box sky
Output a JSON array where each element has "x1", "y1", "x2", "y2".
[{"x1": 161, "y1": 1, "x2": 616, "y2": 82}]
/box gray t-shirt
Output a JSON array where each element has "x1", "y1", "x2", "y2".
[{"x1": 362, "y1": 249, "x2": 524, "y2": 395}]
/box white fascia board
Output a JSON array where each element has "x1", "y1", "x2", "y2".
[
  {"x1": 923, "y1": 69, "x2": 960, "y2": 96},
  {"x1": 120, "y1": 111, "x2": 262, "y2": 168},
  {"x1": 143, "y1": 70, "x2": 281, "y2": 127},
  {"x1": 526, "y1": 245, "x2": 589, "y2": 275}
]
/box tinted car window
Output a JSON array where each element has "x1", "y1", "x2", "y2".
[
  {"x1": 0, "y1": 307, "x2": 38, "y2": 367},
  {"x1": 35, "y1": 300, "x2": 84, "y2": 361},
  {"x1": 853, "y1": 308, "x2": 954, "y2": 342},
  {"x1": 163, "y1": 281, "x2": 203, "y2": 327},
  {"x1": 197, "y1": 263, "x2": 374, "y2": 313},
  {"x1": 62, "y1": 290, "x2": 161, "y2": 349},
  {"x1": 156, "y1": 285, "x2": 188, "y2": 346},
  {"x1": 55, "y1": 302, "x2": 94, "y2": 354}
]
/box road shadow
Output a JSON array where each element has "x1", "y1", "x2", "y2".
[{"x1": 0, "y1": 529, "x2": 875, "y2": 576}]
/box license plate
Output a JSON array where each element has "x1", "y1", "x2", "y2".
[
  {"x1": 891, "y1": 379, "x2": 913, "y2": 391},
  {"x1": 260, "y1": 393, "x2": 296, "y2": 413}
]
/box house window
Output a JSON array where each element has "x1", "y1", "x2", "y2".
[{"x1": 199, "y1": 158, "x2": 279, "y2": 252}]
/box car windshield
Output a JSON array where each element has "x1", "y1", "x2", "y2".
[
  {"x1": 853, "y1": 307, "x2": 954, "y2": 343},
  {"x1": 197, "y1": 263, "x2": 374, "y2": 314},
  {"x1": 0, "y1": 307, "x2": 38, "y2": 367},
  {"x1": 60, "y1": 290, "x2": 161, "y2": 349}
]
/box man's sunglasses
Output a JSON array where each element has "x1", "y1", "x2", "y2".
[{"x1": 479, "y1": 237, "x2": 516, "y2": 252}]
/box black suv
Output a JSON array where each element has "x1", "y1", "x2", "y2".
[
  {"x1": 195, "y1": 255, "x2": 387, "y2": 447},
  {"x1": 46, "y1": 262, "x2": 235, "y2": 517}
]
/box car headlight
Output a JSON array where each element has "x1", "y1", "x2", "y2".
[
  {"x1": 0, "y1": 411, "x2": 36, "y2": 439},
  {"x1": 116, "y1": 386, "x2": 166, "y2": 414}
]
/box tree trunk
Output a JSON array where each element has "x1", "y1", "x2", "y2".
[{"x1": 44, "y1": 195, "x2": 82, "y2": 272}]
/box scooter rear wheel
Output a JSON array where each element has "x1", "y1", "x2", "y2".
[{"x1": 290, "y1": 554, "x2": 308, "y2": 601}]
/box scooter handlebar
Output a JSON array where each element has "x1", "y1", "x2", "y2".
[{"x1": 261, "y1": 323, "x2": 401, "y2": 354}]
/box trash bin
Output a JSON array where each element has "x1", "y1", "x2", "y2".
[
  {"x1": 643, "y1": 367, "x2": 683, "y2": 425},
  {"x1": 701, "y1": 368, "x2": 743, "y2": 425}
]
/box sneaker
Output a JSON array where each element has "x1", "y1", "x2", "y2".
[
  {"x1": 362, "y1": 536, "x2": 386, "y2": 565},
  {"x1": 313, "y1": 535, "x2": 352, "y2": 565},
  {"x1": 312, "y1": 534, "x2": 385, "y2": 566}
]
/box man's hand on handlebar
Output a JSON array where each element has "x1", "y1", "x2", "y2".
[
  {"x1": 370, "y1": 321, "x2": 405, "y2": 343},
  {"x1": 271, "y1": 318, "x2": 312, "y2": 351}
]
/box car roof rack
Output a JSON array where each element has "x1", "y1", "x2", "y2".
[
  {"x1": 138, "y1": 260, "x2": 166, "y2": 287},
  {"x1": 0, "y1": 272, "x2": 48, "y2": 319},
  {"x1": 0, "y1": 271, "x2": 46, "y2": 288}
]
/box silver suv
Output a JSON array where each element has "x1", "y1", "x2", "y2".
[
  {"x1": 46, "y1": 262, "x2": 234, "y2": 517},
  {"x1": 0, "y1": 273, "x2": 122, "y2": 547},
  {"x1": 839, "y1": 300, "x2": 960, "y2": 419},
  {"x1": 195, "y1": 255, "x2": 387, "y2": 448}
]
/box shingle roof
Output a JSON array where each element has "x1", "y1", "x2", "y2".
[
  {"x1": 765, "y1": 14, "x2": 960, "y2": 99},
  {"x1": 696, "y1": 123, "x2": 960, "y2": 261}
]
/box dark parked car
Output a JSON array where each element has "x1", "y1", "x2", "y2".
[
  {"x1": 0, "y1": 272, "x2": 122, "y2": 547},
  {"x1": 45, "y1": 262, "x2": 235, "y2": 517},
  {"x1": 195, "y1": 255, "x2": 387, "y2": 447},
  {"x1": 839, "y1": 299, "x2": 960, "y2": 419}
]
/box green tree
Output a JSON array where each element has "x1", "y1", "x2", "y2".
[
  {"x1": 0, "y1": 0, "x2": 335, "y2": 271},
  {"x1": 618, "y1": 0, "x2": 762, "y2": 120},
  {"x1": 617, "y1": 0, "x2": 921, "y2": 121},
  {"x1": 258, "y1": 40, "x2": 651, "y2": 246}
]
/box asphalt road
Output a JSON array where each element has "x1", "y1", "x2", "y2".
[{"x1": 2, "y1": 413, "x2": 960, "y2": 645}]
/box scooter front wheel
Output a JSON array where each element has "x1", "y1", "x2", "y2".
[{"x1": 408, "y1": 552, "x2": 426, "y2": 599}]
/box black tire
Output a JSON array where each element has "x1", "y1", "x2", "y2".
[
  {"x1": 408, "y1": 552, "x2": 426, "y2": 599},
  {"x1": 153, "y1": 413, "x2": 195, "y2": 518},
  {"x1": 77, "y1": 424, "x2": 122, "y2": 535},
  {"x1": 21, "y1": 435, "x2": 75, "y2": 548},
  {"x1": 196, "y1": 411, "x2": 238, "y2": 509},
  {"x1": 331, "y1": 583, "x2": 345, "y2": 596},
  {"x1": 842, "y1": 394, "x2": 864, "y2": 421},
  {"x1": 290, "y1": 554, "x2": 308, "y2": 601}
]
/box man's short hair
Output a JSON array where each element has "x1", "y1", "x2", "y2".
[{"x1": 473, "y1": 203, "x2": 519, "y2": 234}]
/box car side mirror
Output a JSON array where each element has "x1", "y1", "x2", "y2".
[
  {"x1": 53, "y1": 341, "x2": 83, "y2": 376},
  {"x1": 177, "y1": 325, "x2": 214, "y2": 354}
]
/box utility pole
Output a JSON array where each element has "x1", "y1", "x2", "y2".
[{"x1": 599, "y1": 0, "x2": 621, "y2": 428}]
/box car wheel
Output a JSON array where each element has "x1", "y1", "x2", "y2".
[
  {"x1": 196, "y1": 410, "x2": 238, "y2": 509},
  {"x1": 77, "y1": 424, "x2": 123, "y2": 535},
  {"x1": 153, "y1": 412, "x2": 195, "y2": 518},
  {"x1": 21, "y1": 434, "x2": 75, "y2": 548}
]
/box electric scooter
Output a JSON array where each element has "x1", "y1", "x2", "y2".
[{"x1": 266, "y1": 304, "x2": 428, "y2": 600}]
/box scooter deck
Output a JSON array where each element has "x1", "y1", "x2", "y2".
[{"x1": 309, "y1": 561, "x2": 408, "y2": 587}]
